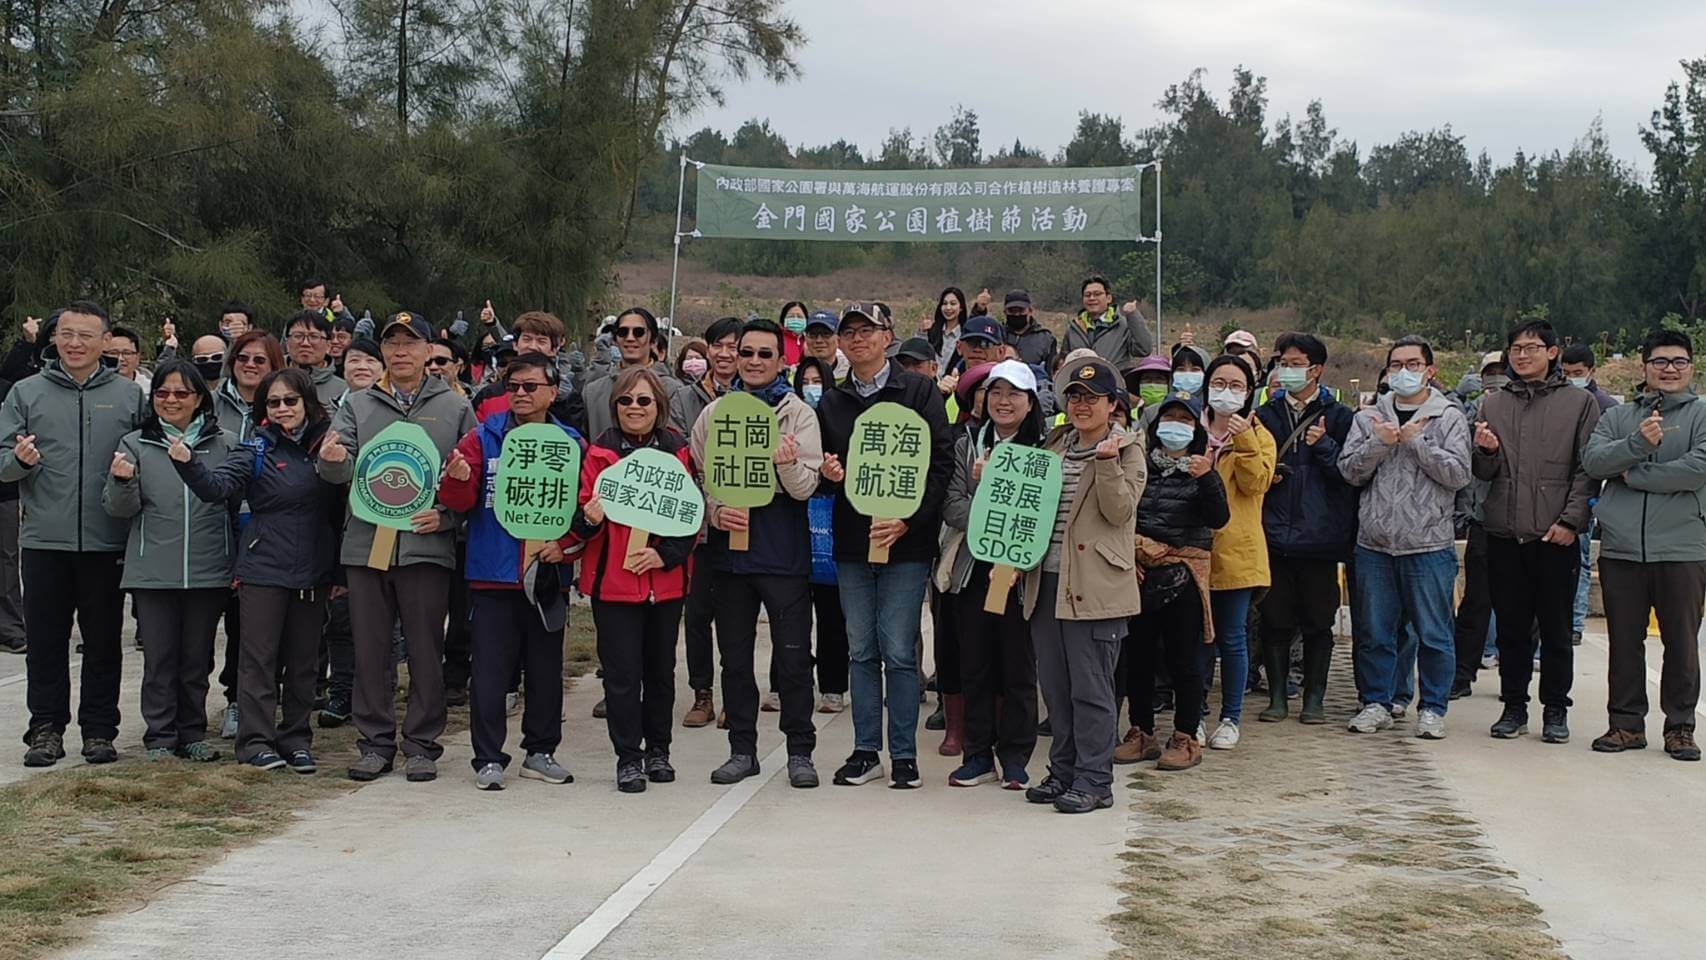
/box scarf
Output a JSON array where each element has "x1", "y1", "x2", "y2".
[
  {"x1": 734, "y1": 375, "x2": 794, "y2": 407},
  {"x1": 162, "y1": 414, "x2": 205, "y2": 447},
  {"x1": 1149, "y1": 448, "x2": 1192, "y2": 477}
]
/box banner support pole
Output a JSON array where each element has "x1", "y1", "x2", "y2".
[
  {"x1": 668, "y1": 153, "x2": 689, "y2": 333},
  {"x1": 1153, "y1": 159, "x2": 1163, "y2": 349}
]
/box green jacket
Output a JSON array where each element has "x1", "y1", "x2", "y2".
[
  {"x1": 0, "y1": 363, "x2": 146, "y2": 551},
  {"x1": 1583, "y1": 388, "x2": 1706, "y2": 563},
  {"x1": 318, "y1": 376, "x2": 476, "y2": 570},
  {"x1": 102, "y1": 422, "x2": 238, "y2": 589}
]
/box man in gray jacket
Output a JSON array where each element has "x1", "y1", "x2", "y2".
[
  {"x1": 1582, "y1": 329, "x2": 1706, "y2": 761},
  {"x1": 583, "y1": 308, "x2": 679, "y2": 439},
  {"x1": 318, "y1": 312, "x2": 477, "y2": 783},
  {"x1": 0, "y1": 302, "x2": 146, "y2": 766},
  {"x1": 1063, "y1": 275, "x2": 1154, "y2": 369},
  {"x1": 1471, "y1": 319, "x2": 1601, "y2": 744},
  {"x1": 1339, "y1": 335, "x2": 1472, "y2": 740}
]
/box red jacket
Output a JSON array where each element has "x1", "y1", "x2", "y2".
[
  {"x1": 570, "y1": 428, "x2": 698, "y2": 603},
  {"x1": 438, "y1": 418, "x2": 582, "y2": 591}
]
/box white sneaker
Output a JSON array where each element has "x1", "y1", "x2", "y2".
[
  {"x1": 761, "y1": 691, "x2": 781, "y2": 713},
  {"x1": 1208, "y1": 721, "x2": 1240, "y2": 750},
  {"x1": 504, "y1": 692, "x2": 520, "y2": 717},
  {"x1": 1416, "y1": 709, "x2": 1447, "y2": 740},
  {"x1": 1347, "y1": 703, "x2": 1393, "y2": 734},
  {"x1": 1481, "y1": 654, "x2": 1499, "y2": 670},
  {"x1": 1195, "y1": 721, "x2": 1206, "y2": 744},
  {"x1": 817, "y1": 692, "x2": 846, "y2": 714},
  {"x1": 1390, "y1": 703, "x2": 1408, "y2": 720}
]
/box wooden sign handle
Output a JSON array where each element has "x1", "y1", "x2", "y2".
[
  {"x1": 868, "y1": 519, "x2": 889, "y2": 564},
  {"x1": 523, "y1": 539, "x2": 544, "y2": 568},
  {"x1": 983, "y1": 564, "x2": 1018, "y2": 614},
  {"x1": 730, "y1": 528, "x2": 750, "y2": 552},
  {"x1": 626, "y1": 525, "x2": 650, "y2": 559},
  {"x1": 367, "y1": 526, "x2": 397, "y2": 571}
]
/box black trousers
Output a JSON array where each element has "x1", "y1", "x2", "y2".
[
  {"x1": 683, "y1": 552, "x2": 719, "y2": 692},
  {"x1": 594, "y1": 598, "x2": 682, "y2": 765},
  {"x1": 218, "y1": 591, "x2": 241, "y2": 703},
  {"x1": 1601, "y1": 558, "x2": 1706, "y2": 733},
  {"x1": 22, "y1": 549, "x2": 124, "y2": 740},
  {"x1": 812, "y1": 583, "x2": 848, "y2": 695},
  {"x1": 235, "y1": 584, "x2": 326, "y2": 761},
  {"x1": 1489, "y1": 535, "x2": 1578, "y2": 709},
  {"x1": 322, "y1": 591, "x2": 354, "y2": 701},
  {"x1": 955, "y1": 567, "x2": 1038, "y2": 770},
  {"x1": 931, "y1": 587, "x2": 962, "y2": 695},
  {"x1": 134, "y1": 588, "x2": 226, "y2": 750},
  {"x1": 1453, "y1": 523, "x2": 1493, "y2": 686},
  {"x1": 1127, "y1": 579, "x2": 1205, "y2": 736},
  {"x1": 1259, "y1": 553, "x2": 1339, "y2": 655},
  {"x1": 443, "y1": 543, "x2": 472, "y2": 692},
  {"x1": 469, "y1": 590, "x2": 563, "y2": 770},
  {"x1": 716, "y1": 572, "x2": 816, "y2": 758}
]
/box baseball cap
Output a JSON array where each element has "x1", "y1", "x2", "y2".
[
  {"x1": 1003, "y1": 289, "x2": 1032, "y2": 308},
  {"x1": 838, "y1": 302, "x2": 888, "y2": 332},
  {"x1": 961, "y1": 316, "x2": 1004, "y2": 344},
  {"x1": 1061, "y1": 360, "x2": 1118, "y2": 397},
  {"x1": 382, "y1": 311, "x2": 432, "y2": 341},
  {"x1": 1480, "y1": 350, "x2": 1505, "y2": 370},
  {"x1": 985, "y1": 359, "x2": 1038, "y2": 394},
  {"x1": 1224, "y1": 329, "x2": 1259, "y2": 351},
  {"x1": 1156, "y1": 391, "x2": 1204, "y2": 419},
  {"x1": 895, "y1": 337, "x2": 934, "y2": 362},
  {"x1": 492, "y1": 333, "x2": 519, "y2": 358},
  {"x1": 805, "y1": 309, "x2": 838, "y2": 332}
]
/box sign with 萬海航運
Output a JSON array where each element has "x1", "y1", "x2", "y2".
[
  {"x1": 594, "y1": 447, "x2": 705, "y2": 556},
  {"x1": 844, "y1": 402, "x2": 930, "y2": 563},
  {"x1": 967, "y1": 442, "x2": 1064, "y2": 613},
  {"x1": 702, "y1": 391, "x2": 778, "y2": 551},
  {"x1": 493, "y1": 422, "x2": 581, "y2": 542}
]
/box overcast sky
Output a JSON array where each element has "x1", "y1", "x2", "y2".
[{"x1": 684, "y1": 1, "x2": 1706, "y2": 174}]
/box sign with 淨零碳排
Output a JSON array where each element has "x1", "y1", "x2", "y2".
[{"x1": 493, "y1": 422, "x2": 582, "y2": 541}]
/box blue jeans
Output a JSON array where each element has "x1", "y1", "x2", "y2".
[
  {"x1": 837, "y1": 560, "x2": 928, "y2": 760},
  {"x1": 1572, "y1": 521, "x2": 1593, "y2": 636},
  {"x1": 1351, "y1": 546, "x2": 1458, "y2": 715},
  {"x1": 1392, "y1": 617, "x2": 1418, "y2": 709},
  {"x1": 1203, "y1": 589, "x2": 1252, "y2": 723}
]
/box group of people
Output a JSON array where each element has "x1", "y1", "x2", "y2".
[{"x1": 6, "y1": 272, "x2": 1702, "y2": 819}]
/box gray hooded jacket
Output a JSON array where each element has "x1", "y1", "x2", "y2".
[{"x1": 1339, "y1": 386, "x2": 1472, "y2": 556}]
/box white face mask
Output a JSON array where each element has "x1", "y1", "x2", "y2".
[
  {"x1": 1207, "y1": 388, "x2": 1247, "y2": 415},
  {"x1": 1567, "y1": 376, "x2": 1590, "y2": 390}
]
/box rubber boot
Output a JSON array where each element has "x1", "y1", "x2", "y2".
[
  {"x1": 1257, "y1": 643, "x2": 1289, "y2": 722},
  {"x1": 939, "y1": 693, "x2": 965, "y2": 756},
  {"x1": 925, "y1": 696, "x2": 946, "y2": 731},
  {"x1": 1298, "y1": 641, "x2": 1331, "y2": 725}
]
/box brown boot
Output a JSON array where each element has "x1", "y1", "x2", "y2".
[
  {"x1": 938, "y1": 693, "x2": 965, "y2": 756},
  {"x1": 1156, "y1": 731, "x2": 1202, "y2": 771},
  {"x1": 1590, "y1": 728, "x2": 1647, "y2": 753},
  {"x1": 682, "y1": 689, "x2": 715, "y2": 728},
  {"x1": 1113, "y1": 726, "x2": 1162, "y2": 764},
  {"x1": 1665, "y1": 728, "x2": 1701, "y2": 761}
]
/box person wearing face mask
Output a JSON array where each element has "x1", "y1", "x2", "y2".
[
  {"x1": 1449, "y1": 350, "x2": 1507, "y2": 700},
  {"x1": 1125, "y1": 355, "x2": 1174, "y2": 427},
  {"x1": 189, "y1": 335, "x2": 228, "y2": 391},
  {"x1": 1559, "y1": 344, "x2": 1617, "y2": 413},
  {"x1": 1169, "y1": 344, "x2": 1210, "y2": 401},
  {"x1": 1001, "y1": 290, "x2": 1058, "y2": 373},
  {"x1": 778, "y1": 301, "x2": 809, "y2": 368},
  {"x1": 674, "y1": 339, "x2": 709, "y2": 384},
  {"x1": 794, "y1": 357, "x2": 848, "y2": 715}
]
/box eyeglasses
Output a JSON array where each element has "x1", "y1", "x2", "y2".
[
  {"x1": 193, "y1": 352, "x2": 225, "y2": 365},
  {"x1": 1507, "y1": 343, "x2": 1550, "y2": 357},
  {"x1": 1648, "y1": 356, "x2": 1693, "y2": 371},
  {"x1": 104, "y1": 349, "x2": 139, "y2": 360},
  {"x1": 56, "y1": 330, "x2": 99, "y2": 344},
  {"x1": 1207, "y1": 379, "x2": 1247, "y2": 391},
  {"x1": 506, "y1": 380, "x2": 549, "y2": 395},
  {"x1": 1064, "y1": 391, "x2": 1107, "y2": 406},
  {"x1": 840, "y1": 325, "x2": 885, "y2": 342},
  {"x1": 737, "y1": 347, "x2": 777, "y2": 360},
  {"x1": 1386, "y1": 360, "x2": 1428, "y2": 373},
  {"x1": 615, "y1": 326, "x2": 650, "y2": 341},
  {"x1": 616, "y1": 395, "x2": 655, "y2": 408},
  {"x1": 234, "y1": 353, "x2": 269, "y2": 367},
  {"x1": 287, "y1": 332, "x2": 326, "y2": 344},
  {"x1": 265, "y1": 395, "x2": 302, "y2": 409},
  {"x1": 155, "y1": 388, "x2": 195, "y2": 400}
]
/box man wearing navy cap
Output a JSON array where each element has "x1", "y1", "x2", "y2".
[{"x1": 1003, "y1": 290, "x2": 1057, "y2": 373}]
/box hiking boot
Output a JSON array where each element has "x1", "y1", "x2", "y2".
[
  {"x1": 1156, "y1": 731, "x2": 1202, "y2": 771},
  {"x1": 710, "y1": 754, "x2": 759, "y2": 785},
  {"x1": 1024, "y1": 774, "x2": 1070, "y2": 804},
  {"x1": 476, "y1": 763, "x2": 505, "y2": 791},
  {"x1": 1415, "y1": 709, "x2": 1447, "y2": 740},
  {"x1": 348, "y1": 752, "x2": 393, "y2": 781},
  {"x1": 678, "y1": 692, "x2": 713, "y2": 729},
  {"x1": 146, "y1": 747, "x2": 173, "y2": 761},
  {"x1": 1489, "y1": 705, "x2": 1528, "y2": 739},
  {"x1": 617, "y1": 760, "x2": 647, "y2": 793},
  {"x1": 949, "y1": 753, "x2": 996, "y2": 787},
  {"x1": 0, "y1": 635, "x2": 23, "y2": 654},
  {"x1": 591, "y1": 698, "x2": 607, "y2": 719},
  {"x1": 889, "y1": 758, "x2": 922, "y2": 789},
  {"x1": 761, "y1": 691, "x2": 781, "y2": 713},
  {"x1": 787, "y1": 755, "x2": 819, "y2": 789},
  {"x1": 24, "y1": 728, "x2": 64, "y2": 767},
  {"x1": 1052, "y1": 788, "x2": 1114, "y2": 814},
  {"x1": 832, "y1": 750, "x2": 883, "y2": 786},
  {"x1": 1541, "y1": 706, "x2": 1569, "y2": 744},
  {"x1": 1113, "y1": 726, "x2": 1162, "y2": 764},
  {"x1": 318, "y1": 694, "x2": 352, "y2": 728},
  {"x1": 1665, "y1": 728, "x2": 1701, "y2": 761},
  {"x1": 1208, "y1": 721, "x2": 1241, "y2": 750},
  {"x1": 521, "y1": 753, "x2": 573, "y2": 784},
  {"x1": 81, "y1": 738, "x2": 118, "y2": 764},
  {"x1": 1347, "y1": 704, "x2": 1392, "y2": 734},
  {"x1": 644, "y1": 752, "x2": 676, "y2": 783},
  {"x1": 220, "y1": 702, "x2": 239, "y2": 740},
  {"x1": 1298, "y1": 642, "x2": 1331, "y2": 724},
  {"x1": 1593, "y1": 728, "x2": 1647, "y2": 753},
  {"x1": 246, "y1": 751, "x2": 286, "y2": 771},
  {"x1": 179, "y1": 740, "x2": 221, "y2": 763},
  {"x1": 1257, "y1": 642, "x2": 1289, "y2": 722},
  {"x1": 1449, "y1": 678, "x2": 1472, "y2": 700},
  {"x1": 817, "y1": 692, "x2": 846, "y2": 714},
  {"x1": 404, "y1": 755, "x2": 438, "y2": 782}
]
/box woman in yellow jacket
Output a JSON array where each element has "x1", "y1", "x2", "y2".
[{"x1": 1199, "y1": 355, "x2": 1275, "y2": 750}]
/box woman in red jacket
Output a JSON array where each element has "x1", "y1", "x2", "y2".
[{"x1": 573, "y1": 366, "x2": 698, "y2": 793}]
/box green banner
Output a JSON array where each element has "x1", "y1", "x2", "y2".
[
  {"x1": 349, "y1": 421, "x2": 441, "y2": 530},
  {"x1": 593, "y1": 447, "x2": 704, "y2": 538},
  {"x1": 845, "y1": 403, "x2": 930, "y2": 519},
  {"x1": 968, "y1": 443, "x2": 1064, "y2": 571},
  {"x1": 702, "y1": 391, "x2": 778, "y2": 510},
  {"x1": 493, "y1": 422, "x2": 582, "y2": 541},
  {"x1": 693, "y1": 162, "x2": 1142, "y2": 243}
]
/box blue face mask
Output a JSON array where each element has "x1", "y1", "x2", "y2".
[
  {"x1": 1172, "y1": 371, "x2": 1203, "y2": 394},
  {"x1": 1567, "y1": 376, "x2": 1590, "y2": 390},
  {"x1": 1155, "y1": 421, "x2": 1195, "y2": 451},
  {"x1": 802, "y1": 384, "x2": 823, "y2": 408},
  {"x1": 1388, "y1": 368, "x2": 1426, "y2": 397}
]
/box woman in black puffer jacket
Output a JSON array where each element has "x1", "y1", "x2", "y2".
[{"x1": 1117, "y1": 393, "x2": 1228, "y2": 773}]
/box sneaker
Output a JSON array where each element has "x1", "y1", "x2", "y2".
[
  {"x1": 520, "y1": 752, "x2": 573, "y2": 784},
  {"x1": 404, "y1": 755, "x2": 438, "y2": 782},
  {"x1": 1489, "y1": 705, "x2": 1528, "y2": 739},
  {"x1": 1415, "y1": 709, "x2": 1447, "y2": 740},
  {"x1": 833, "y1": 750, "x2": 883, "y2": 786},
  {"x1": 645, "y1": 752, "x2": 676, "y2": 783},
  {"x1": 286, "y1": 750, "x2": 317, "y2": 774},
  {"x1": 1592, "y1": 728, "x2": 1647, "y2": 753},
  {"x1": 1541, "y1": 706, "x2": 1569, "y2": 744},
  {"x1": 949, "y1": 754, "x2": 996, "y2": 787},
  {"x1": 1053, "y1": 788, "x2": 1114, "y2": 814},
  {"x1": 1036, "y1": 717, "x2": 1052, "y2": 737},
  {"x1": 1195, "y1": 721, "x2": 1206, "y2": 744},
  {"x1": 318, "y1": 694, "x2": 352, "y2": 728},
  {"x1": 889, "y1": 758, "x2": 922, "y2": 789},
  {"x1": 817, "y1": 692, "x2": 846, "y2": 714},
  {"x1": 1449, "y1": 679, "x2": 1472, "y2": 700},
  {"x1": 1391, "y1": 704, "x2": 1409, "y2": 720},
  {"x1": 81, "y1": 738, "x2": 118, "y2": 764},
  {"x1": 1572, "y1": 630, "x2": 1583, "y2": 647},
  {"x1": 1208, "y1": 721, "x2": 1240, "y2": 750},
  {"x1": 146, "y1": 747, "x2": 173, "y2": 761},
  {"x1": 0, "y1": 635, "x2": 23, "y2": 654},
  {"x1": 1024, "y1": 774, "x2": 1070, "y2": 804},
  {"x1": 717, "y1": 710, "x2": 729, "y2": 730},
  {"x1": 444, "y1": 685, "x2": 468, "y2": 708},
  {"x1": 761, "y1": 691, "x2": 781, "y2": 713},
  {"x1": 1000, "y1": 766, "x2": 1029, "y2": 790},
  {"x1": 220, "y1": 702, "x2": 239, "y2": 740},
  {"x1": 710, "y1": 754, "x2": 759, "y2": 784},
  {"x1": 348, "y1": 751, "x2": 393, "y2": 781},
  {"x1": 476, "y1": 762, "x2": 505, "y2": 790},
  {"x1": 787, "y1": 755, "x2": 819, "y2": 789},
  {"x1": 1347, "y1": 704, "x2": 1393, "y2": 734},
  {"x1": 683, "y1": 689, "x2": 716, "y2": 727},
  {"x1": 1664, "y1": 728, "x2": 1701, "y2": 761},
  {"x1": 22, "y1": 728, "x2": 64, "y2": 768},
  {"x1": 617, "y1": 760, "x2": 647, "y2": 793},
  {"x1": 592, "y1": 697, "x2": 607, "y2": 719},
  {"x1": 1481, "y1": 654, "x2": 1499, "y2": 670},
  {"x1": 1113, "y1": 727, "x2": 1162, "y2": 764},
  {"x1": 246, "y1": 751, "x2": 286, "y2": 771},
  {"x1": 505, "y1": 692, "x2": 521, "y2": 717},
  {"x1": 1156, "y1": 731, "x2": 1202, "y2": 770}
]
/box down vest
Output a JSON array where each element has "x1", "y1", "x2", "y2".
[{"x1": 1136, "y1": 453, "x2": 1230, "y2": 551}]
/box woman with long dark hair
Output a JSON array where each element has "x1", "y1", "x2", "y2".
[
  {"x1": 923, "y1": 286, "x2": 969, "y2": 373},
  {"x1": 794, "y1": 356, "x2": 848, "y2": 713}
]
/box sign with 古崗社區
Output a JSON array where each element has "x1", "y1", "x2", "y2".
[
  {"x1": 967, "y1": 442, "x2": 1063, "y2": 612},
  {"x1": 703, "y1": 391, "x2": 778, "y2": 509},
  {"x1": 693, "y1": 162, "x2": 1144, "y2": 243},
  {"x1": 492, "y1": 422, "x2": 582, "y2": 541},
  {"x1": 594, "y1": 447, "x2": 704, "y2": 542}
]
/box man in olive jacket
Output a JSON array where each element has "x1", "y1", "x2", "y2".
[
  {"x1": 0, "y1": 302, "x2": 146, "y2": 767},
  {"x1": 318, "y1": 313, "x2": 477, "y2": 783},
  {"x1": 1471, "y1": 320, "x2": 1601, "y2": 745},
  {"x1": 1581, "y1": 329, "x2": 1706, "y2": 761}
]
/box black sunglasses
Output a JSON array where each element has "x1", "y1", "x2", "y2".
[
  {"x1": 616, "y1": 395, "x2": 655, "y2": 408},
  {"x1": 265, "y1": 395, "x2": 302, "y2": 409},
  {"x1": 738, "y1": 347, "x2": 777, "y2": 360},
  {"x1": 506, "y1": 381, "x2": 550, "y2": 395},
  {"x1": 615, "y1": 326, "x2": 650, "y2": 340}
]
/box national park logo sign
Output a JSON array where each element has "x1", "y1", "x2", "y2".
[{"x1": 348, "y1": 421, "x2": 441, "y2": 529}]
